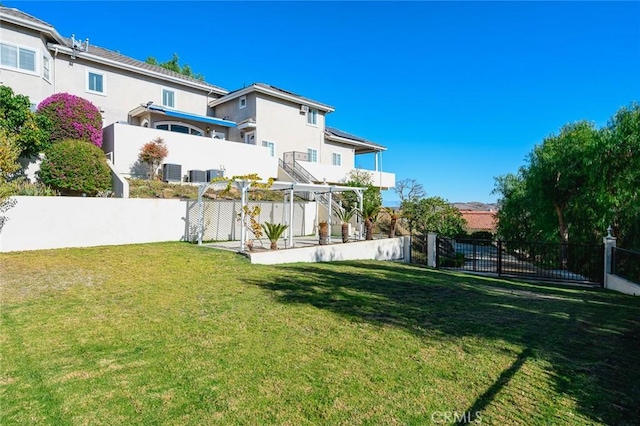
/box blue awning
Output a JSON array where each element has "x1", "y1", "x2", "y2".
[{"x1": 148, "y1": 105, "x2": 236, "y2": 128}]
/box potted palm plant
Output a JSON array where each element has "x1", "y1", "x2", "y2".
[
  {"x1": 359, "y1": 203, "x2": 380, "y2": 240},
  {"x1": 334, "y1": 207, "x2": 356, "y2": 243},
  {"x1": 261, "y1": 222, "x2": 289, "y2": 250},
  {"x1": 318, "y1": 220, "x2": 329, "y2": 245}
]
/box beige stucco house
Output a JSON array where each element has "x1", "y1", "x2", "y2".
[{"x1": 1, "y1": 6, "x2": 394, "y2": 190}]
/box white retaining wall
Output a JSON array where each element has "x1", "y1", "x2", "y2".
[
  {"x1": 249, "y1": 236, "x2": 410, "y2": 265},
  {"x1": 605, "y1": 274, "x2": 640, "y2": 296},
  {"x1": 0, "y1": 196, "x2": 187, "y2": 252}
]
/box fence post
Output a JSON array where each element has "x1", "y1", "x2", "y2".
[
  {"x1": 427, "y1": 232, "x2": 437, "y2": 267},
  {"x1": 403, "y1": 236, "x2": 411, "y2": 263},
  {"x1": 497, "y1": 239, "x2": 503, "y2": 276},
  {"x1": 603, "y1": 227, "x2": 617, "y2": 289}
]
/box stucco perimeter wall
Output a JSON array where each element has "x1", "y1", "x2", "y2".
[
  {"x1": 0, "y1": 196, "x2": 186, "y2": 252},
  {"x1": 606, "y1": 274, "x2": 640, "y2": 296},
  {"x1": 249, "y1": 236, "x2": 410, "y2": 265}
]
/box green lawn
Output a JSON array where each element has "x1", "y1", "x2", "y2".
[{"x1": 1, "y1": 243, "x2": 639, "y2": 425}]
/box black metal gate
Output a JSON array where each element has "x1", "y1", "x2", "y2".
[{"x1": 424, "y1": 236, "x2": 604, "y2": 285}]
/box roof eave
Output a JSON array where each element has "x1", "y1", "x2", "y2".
[
  {"x1": 209, "y1": 85, "x2": 335, "y2": 113},
  {"x1": 48, "y1": 44, "x2": 228, "y2": 95},
  {"x1": 1, "y1": 11, "x2": 66, "y2": 44},
  {"x1": 325, "y1": 133, "x2": 387, "y2": 152}
]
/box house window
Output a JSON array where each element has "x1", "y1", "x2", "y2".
[
  {"x1": 42, "y1": 56, "x2": 50, "y2": 81},
  {"x1": 262, "y1": 141, "x2": 275, "y2": 157},
  {"x1": 239, "y1": 96, "x2": 247, "y2": 109},
  {"x1": 155, "y1": 121, "x2": 203, "y2": 136},
  {"x1": 87, "y1": 70, "x2": 105, "y2": 94},
  {"x1": 162, "y1": 88, "x2": 175, "y2": 108},
  {"x1": 307, "y1": 148, "x2": 318, "y2": 163},
  {"x1": 307, "y1": 108, "x2": 317, "y2": 126},
  {"x1": 0, "y1": 43, "x2": 36, "y2": 72},
  {"x1": 332, "y1": 152, "x2": 341, "y2": 166}
]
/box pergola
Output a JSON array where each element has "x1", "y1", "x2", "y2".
[{"x1": 196, "y1": 180, "x2": 365, "y2": 251}]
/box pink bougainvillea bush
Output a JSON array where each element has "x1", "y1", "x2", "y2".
[{"x1": 36, "y1": 93, "x2": 103, "y2": 147}]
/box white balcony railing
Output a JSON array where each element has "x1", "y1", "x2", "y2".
[{"x1": 301, "y1": 162, "x2": 395, "y2": 189}]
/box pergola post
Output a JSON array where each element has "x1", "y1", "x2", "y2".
[
  {"x1": 289, "y1": 185, "x2": 294, "y2": 248},
  {"x1": 357, "y1": 189, "x2": 364, "y2": 240},
  {"x1": 197, "y1": 183, "x2": 208, "y2": 245},
  {"x1": 328, "y1": 189, "x2": 333, "y2": 244},
  {"x1": 237, "y1": 180, "x2": 251, "y2": 252}
]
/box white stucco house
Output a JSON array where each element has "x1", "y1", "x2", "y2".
[{"x1": 0, "y1": 6, "x2": 395, "y2": 192}]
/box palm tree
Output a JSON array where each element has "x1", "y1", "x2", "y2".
[
  {"x1": 334, "y1": 207, "x2": 356, "y2": 243},
  {"x1": 359, "y1": 203, "x2": 380, "y2": 241},
  {"x1": 261, "y1": 222, "x2": 289, "y2": 250},
  {"x1": 384, "y1": 207, "x2": 401, "y2": 238}
]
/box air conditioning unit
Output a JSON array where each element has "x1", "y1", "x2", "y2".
[
  {"x1": 188, "y1": 170, "x2": 207, "y2": 183},
  {"x1": 300, "y1": 105, "x2": 309, "y2": 113},
  {"x1": 206, "y1": 169, "x2": 224, "y2": 181},
  {"x1": 162, "y1": 163, "x2": 182, "y2": 182}
]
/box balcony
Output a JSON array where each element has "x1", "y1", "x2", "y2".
[
  {"x1": 103, "y1": 123, "x2": 278, "y2": 181},
  {"x1": 282, "y1": 151, "x2": 395, "y2": 189}
]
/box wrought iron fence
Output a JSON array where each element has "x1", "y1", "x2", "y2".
[
  {"x1": 499, "y1": 240, "x2": 603, "y2": 284},
  {"x1": 423, "y1": 236, "x2": 604, "y2": 285},
  {"x1": 612, "y1": 247, "x2": 640, "y2": 284}
]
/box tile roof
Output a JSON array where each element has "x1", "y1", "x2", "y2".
[
  {"x1": 0, "y1": 6, "x2": 54, "y2": 28},
  {"x1": 59, "y1": 39, "x2": 228, "y2": 93},
  {"x1": 459, "y1": 210, "x2": 498, "y2": 232},
  {"x1": 1, "y1": 6, "x2": 227, "y2": 93},
  {"x1": 325, "y1": 126, "x2": 386, "y2": 149}
]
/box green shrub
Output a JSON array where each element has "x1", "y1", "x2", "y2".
[
  {"x1": 470, "y1": 231, "x2": 494, "y2": 241},
  {"x1": 0, "y1": 179, "x2": 58, "y2": 197},
  {"x1": 39, "y1": 140, "x2": 111, "y2": 196},
  {"x1": 438, "y1": 252, "x2": 466, "y2": 268}
]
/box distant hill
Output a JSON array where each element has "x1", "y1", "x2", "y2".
[{"x1": 452, "y1": 202, "x2": 498, "y2": 211}]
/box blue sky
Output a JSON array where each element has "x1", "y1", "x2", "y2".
[{"x1": 8, "y1": 1, "x2": 640, "y2": 204}]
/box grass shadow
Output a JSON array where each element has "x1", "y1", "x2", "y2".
[{"x1": 247, "y1": 260, "x2": 640, "y2": 424}]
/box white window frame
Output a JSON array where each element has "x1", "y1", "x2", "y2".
[
  {"x1": 86, "y1": 69, "x2": 106, "y2": 95},
  {"x1": 332, "y1": 152, "x2": 342, "y2": 166},
  {"x1": 307, "y1": 148, "x2": 318, "y2": 163},
  {"x1": 262, "y1": 141, "x2": 275, "y2": 157},
  {"x1": 306, "y1": 108, "x2": 318, "y2": 126},
  {"x1": 239, "y1": 95, "x2": 247, "y2": 109},
  {"x1": 161, "y1": 88, "x2": 176, "y2": 108},
  {"x1": 42, "y1": 55, "x2": 50, "y2": 82},
  {"x1": 154, "y1": 121, "x2": 203, "y2": 136},
  {"x1": 0, "y1": 42, "x2": 38, "y2": 75}
]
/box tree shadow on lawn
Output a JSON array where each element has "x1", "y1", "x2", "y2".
[{"x1": 246, "y1": 261, "x2": 640, "y2": 425}]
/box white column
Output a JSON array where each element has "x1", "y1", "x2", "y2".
[
  {"x1": 328, "y1": 189, "x2": 333, "y2": 244},
  {"x1": 374, "y1": 152, "x2": 379, "y2": 171},
  {"x1": 289, "y1": 186, "x2": 294, "y2": 248},
  {"x1": 427, "y1": 232, "x2": 437, "y2": 267},
  {"x1": 238, "y1": 181, "x2": 250, "y2": 252},
  {"x1": 197, "y1": 183, "x2": 207, "y2": 245},
  {"x1": 603, "y1": 227, "x2": 617, "y2": 289},
  {"x1": 357, "y1": 190, "x2": 363, "y2": 240}
]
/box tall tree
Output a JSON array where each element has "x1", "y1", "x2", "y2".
[
  {"x1": 494, "y1": 103, "x2": 640, "y2": 249},
  {"x1": 524, "y1": 121, "x2": 599, "y2": 244},
  {"x1": 402, "y1": 196, "x2": 466, "y2": 238}
]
